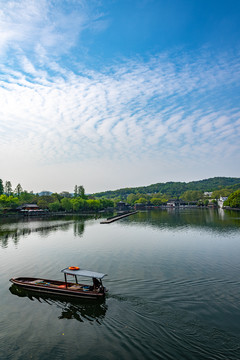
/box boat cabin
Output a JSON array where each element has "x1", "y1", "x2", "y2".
[{"x1": 61, "y1": 267, "x2": 106, "y2": 291}]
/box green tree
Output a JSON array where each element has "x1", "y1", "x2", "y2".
[
  {"x1": 135, "y1": 197, "x2": 148, "y2": 204},
  {"x1": 50, "y1": 193, "x2": 62, "y2": 202},
  {"x1": 151, "y1": 192, "x2": 165, "y2": 199},
  {"x1": 4, "y1": 181, "x2": 12, "y2": 196},
  {"x1": 18, "y1": 191, "x2": 38, "y2": 204},
  {"x1": 73, "y1": 185, "x2": 86, "y2": 199},
  {"x1": 99, "y1": 198, "x2": 114, "y2": 209},
  {"x1": 151, "y1": 198, "x2": 163, "y2": 206},
  {"x1": 78, "y1": 185, "x2": 86, "y2": 199},
  {"x1": 71, "y1": 198, "x2": 86, "y2": 212},
  {"x1": 61, "y1": 197, "x2": 72, "y2": 212},
  {"x1": 0, "y1": 194, "x2": 10, "y2": 207},
  {"x1": 86, "y1": 199, "x2": 100, "y2": 210},
  {"x1": 0, "y1": 179, "x2": 3, "y2": 195},
  {"x1": 127, "y1": 193, "x2": 139, "y2": 205},
  {"x1": 211, "y1": 189, "x2": 232, "y2": 199},
  {"x1": 48, "y1": 201, "x2": 61, "y2": 212},
  {"x1": 224, "y1": 190, "x2": 240, "y2": 208},
  {"x1": 7, "y1": 196, "x2": 19, "y2": 209},
  {"x1": 38, "y1": 195, "x2": 55, "y2": 205},
  {"x1": 14, "y1": 184, "x2": 23, "y2": 196},
  {"x1": 180, "y1": 190, "x2": 203, "y2": 202},
  {"x1": 37, "y1": 199, "x2": 49, "y2": 209},
  {"x1": 74, "y1": 185, "x2": 78, "y2": 198},
  {"x1": 0, "y1": 194, "x2": 19, "y2": 209}
]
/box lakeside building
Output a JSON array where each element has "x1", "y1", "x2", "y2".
[
  {"x1": 17, "y1": 204, "x2": 48, "y2": 216},
  {"x1": 204, "y1": 192, "x2": 213, "y2": 197},
  {"x1": 17, "y1": 204, "x2": 40, "y2": 211},
  {"x1": 218, "y1": 197, "x2": 228, "y2": 209},
  {"x1": 166, "y1": 199, "x2": 188, "y2": 207},
  {"x1": 116, "y1": 201, "x2": 131, "y2": 212}
]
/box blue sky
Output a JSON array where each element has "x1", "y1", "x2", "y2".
[{"x1": 0, "y1": 0, "x2": 240, "y2": 193}]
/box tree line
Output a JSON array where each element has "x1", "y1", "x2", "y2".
[
  {"x1": 0, "y1": 180, "x2": 114, "y2": 213},
  {"x1": 0, "y1": 177, "x2": 240, "y2": 212},
  {"x1": 123, "y1": 188, "x2": 240, "y2": 207}
]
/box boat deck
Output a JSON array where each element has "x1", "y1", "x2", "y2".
[{"x1": 26, "y1": 279, "x2": 91, "y2": 290}]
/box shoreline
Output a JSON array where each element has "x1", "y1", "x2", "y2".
[{"x1": 0, "y1": 206, "x2": 239, "y2": 220}]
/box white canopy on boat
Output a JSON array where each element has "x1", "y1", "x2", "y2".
[{"x1": 61, "y1": 267, "x2": 107, "y2": 279}]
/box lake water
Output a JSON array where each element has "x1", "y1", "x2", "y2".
[{"x1": 0, "y1": 209, "x2": 240, "y2": 360}]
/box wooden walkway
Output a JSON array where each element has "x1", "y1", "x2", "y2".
[{"x1": 100, "y1": 211, "x2": 138, "y2": 224}]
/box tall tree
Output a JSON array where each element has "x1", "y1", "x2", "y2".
[
  {"x1": 14, "y1": 183, "x2": 23, "y2": 196},
  {"x1": 78, "y1": 185, "x2": 86, "y2": 198},
  {"x1": 0, "y1": 179, "x2": 3, "y2": 195},
  {"x1": 4, "y1": 181, "x2": 12, "y2": 196},
  {"x1": 74, "y1": 185, "x2": 78, "y2": 197}
]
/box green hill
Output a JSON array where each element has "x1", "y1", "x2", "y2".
[{"x1": 93, "y1": 177, "x2": 240, "y2": 199}]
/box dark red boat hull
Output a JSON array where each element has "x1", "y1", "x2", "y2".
[{"x1": 10, "y1": 277, "x2": 106, "y2": 300}]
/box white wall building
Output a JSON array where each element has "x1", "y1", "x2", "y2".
[
  {"x1": 204, "y1": 192, "x2": 213, "y2": 197},
  {"x1": 218, "y1": 196, "x2": 228, "y2": 208}
]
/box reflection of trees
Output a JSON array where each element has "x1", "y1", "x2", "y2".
[
  {"x1": 127, "y1": 209, "x2": 240, "y2": 232},
  {"x1": 9, "y1": 284, "x2": 107, "y2": 324},
  {"x1": 0, "y1": 228, "x2": 31, "y2": 248},
  {"x1": 0, "y1": 222, "x2": 73, "y2": 248},
  {"x1": 0, "y1": 215, "x2": 96, "y2": 248},
  {"x1": 74, "y1": 221, "x2": 85, "y2": 237}
]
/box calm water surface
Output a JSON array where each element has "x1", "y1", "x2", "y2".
[{"x1": 0, "y1": 209, "x2": 240, "y2": 359}]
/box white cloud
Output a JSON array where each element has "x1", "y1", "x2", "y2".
[
  {"x1": 0, "y1": 0, "x2": 239, "y2": 192},
  {"x1": 0, "y1": 52, "x2": 239, "y2": 169},
  {"x1": 0, "y1": 0, "x2": 105, "y2": 61}
]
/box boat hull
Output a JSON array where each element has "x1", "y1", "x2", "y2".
[{"x1": 10, "y1": 277, "x2": 106, "y2": 300}]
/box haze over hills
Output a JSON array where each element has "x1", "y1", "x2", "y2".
[{"x1": 93, "y1": 177, "x2": 240, "y2": 199}]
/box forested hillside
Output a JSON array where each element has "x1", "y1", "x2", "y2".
[{"x1": 93, "y1": 177, "x2": 240, "y2": 199}]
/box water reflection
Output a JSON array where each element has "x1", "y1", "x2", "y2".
[
  {"x1": 127, "y1": 209, "x2": 240, "y2": 232},
  {"x1": 1, "y1": 209, "x2": 239, "y2": 248},
  {"x1": 73, "y1": 221, "x2": 85, "y2": 237},
  {"x1": 0, "y1": 221, "x2": 74, "y2": 247},
  {"x1": 0, "y1": 215, "x2": 92, "y2": 247},
  {"x1": 2, "y1": 210, "x2": 240, "y2": 360},
  {"x1": 9, "y1": 284, "x2": 107, "y2": 324}
]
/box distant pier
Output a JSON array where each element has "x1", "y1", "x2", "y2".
[{"x1": 100, "y1": 211, "x2": 138, "y2": 224}]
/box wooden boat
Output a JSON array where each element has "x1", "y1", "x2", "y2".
[{"x1": 10, "y1": 267, "x2": 107, "y2": 300}]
